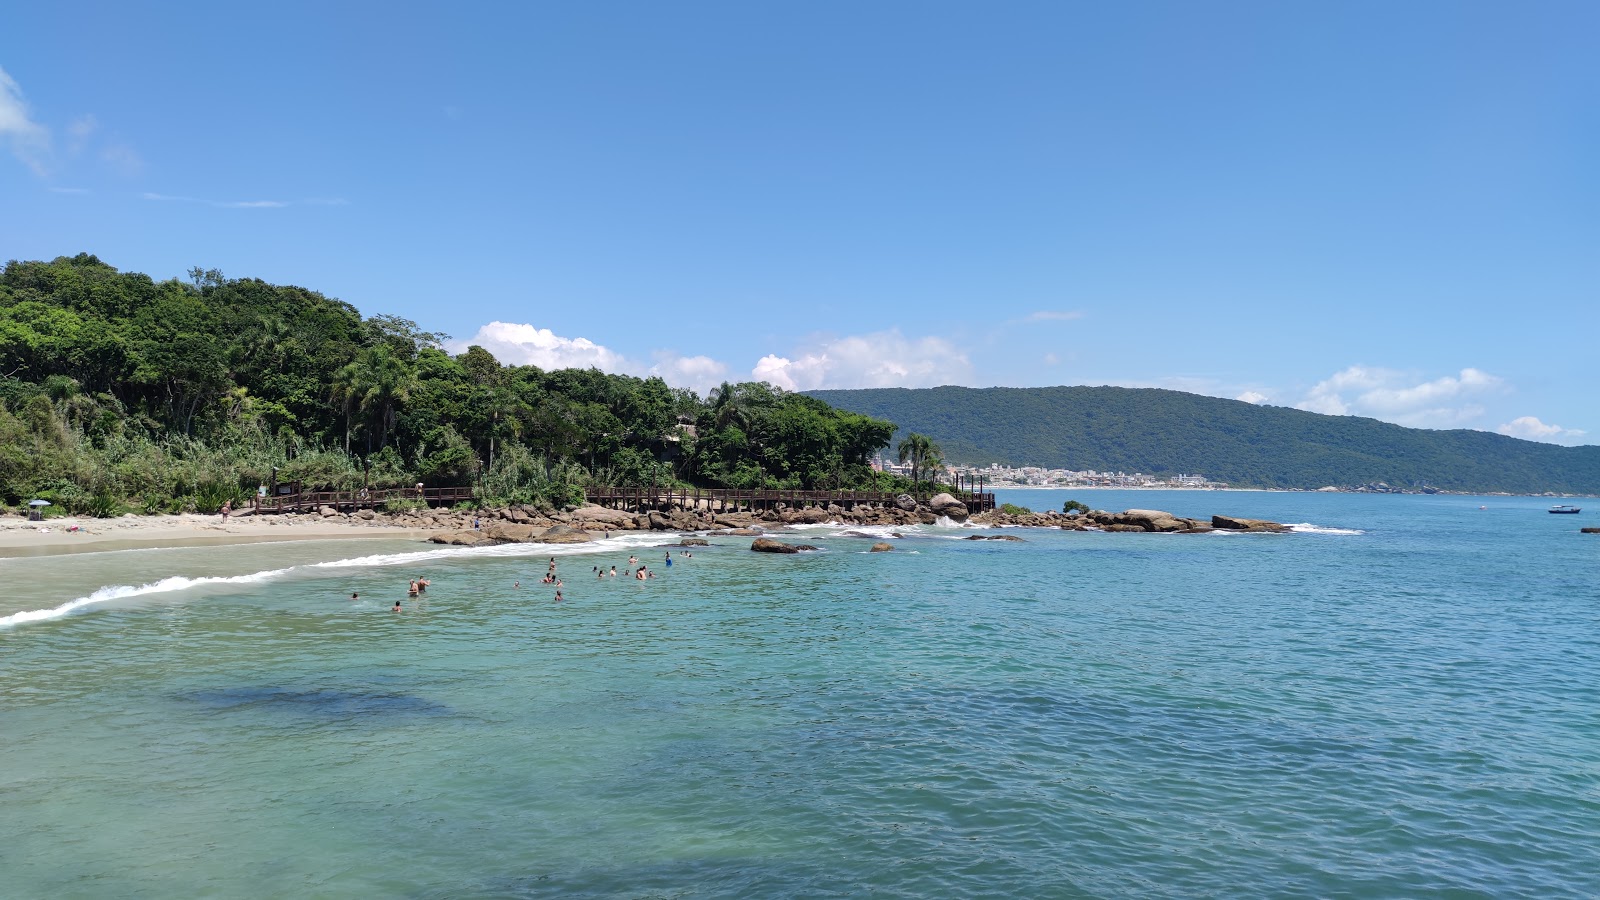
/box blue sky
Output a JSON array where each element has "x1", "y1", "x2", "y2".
[{"x1": 2, "y1": 2, "x2": 1595, "y2": 443}]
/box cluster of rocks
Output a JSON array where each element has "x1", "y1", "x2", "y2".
[{"x1": 370, "y1": 491, "x2": 1290, "y2": 547}]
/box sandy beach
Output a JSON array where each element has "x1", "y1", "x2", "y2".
[{"x1": 0, "y1": 511, "x2": 432, "y2": 557}]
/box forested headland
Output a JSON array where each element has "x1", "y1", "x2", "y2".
[
  {"x1": 0, "y1": 254, "x2": 906, "y2": 516},
  {"x1": 809, "y1": 386, "x2": 1600, "y2": 494}
]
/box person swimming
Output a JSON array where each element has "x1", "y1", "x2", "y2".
[
  {"x1": 609, "y1": 566, "x2": 617, "y2": 578},
  {"x1": 628, "y1": 555, "x2": 638, "y2": 565},
  {"x1": 392, "y1": 601, "x2": 402, "y2": 612},
  {"x1": 351, "y1": 592, "x2": 359, "y2": 601},
  {"x1": 554, "y1": 590, "x2": 564, "y2": 602}
]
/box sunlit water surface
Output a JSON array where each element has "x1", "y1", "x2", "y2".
[{"x1": 3, "y1": 490, "x2": 1598, "y2": 897}]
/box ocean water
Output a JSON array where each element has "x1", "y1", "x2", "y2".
[{"x1": 2, "y1": 490, "x2": 1597, "y2": 898}]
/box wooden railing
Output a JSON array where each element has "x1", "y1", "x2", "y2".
[
  {"x1": 583, "y1": 485, "x2": 995, "y2": 514},
  {"x1": 252, "y1": 485, "x2": 477, "y2": 514}
]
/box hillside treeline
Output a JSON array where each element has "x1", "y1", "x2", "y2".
[
  {"x1": 808, "y1": 386, "x2": 1600, "y2": 494},
  {"x1": 0, "y1": 254, "x2": 901, "y2": 514}
]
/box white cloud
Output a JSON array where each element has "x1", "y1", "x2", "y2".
[
  {"x1": 49, "y1": 186, "x2": 89, "y2": 195},
  {"x1": 1043, "y1": 352, "x2": 1060, "y2": 366},
  {"x1": 649, "y1": 352, "x2": 729, "y2": 395},
  {"x1": 1496, "y1": 416, "x2": 1586, "y2": 444},
  {"x1": 452, "y1": 322, "x2": 632, "y2": 373},
  {"x1": 1026, "y1": 310, "x2": 1085, "y2": 322},
  {"x1": 0, "y1": 65, "x2": 50, "y2": 175},
  {"x1": 1296, "y1": 366, "x2": 1505, "y2": 427},
  {"x1": 751, "y1": 330, "x2": 973, "y2": 391},
  {"x1": 1236, "y1": 391, "x2": 1270, "y2": 405}
]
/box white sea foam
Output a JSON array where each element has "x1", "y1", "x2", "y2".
[
  {"x1": 0, "y1": 566, "x2": 296, "y2": 629},
  {"x1": 1285, "y1": 523, "x2": 1365, "y2": 536},
  {"x1": 0, "y1": 535, "x2": 671, "y2": 630}
]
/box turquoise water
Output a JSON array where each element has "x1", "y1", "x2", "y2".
[{"x1": 2, "y1": 491, "x2": 1598, "y2": 897}]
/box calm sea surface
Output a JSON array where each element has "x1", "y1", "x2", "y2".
[{"x1": 2, "y1": 490, "x2": 1597, "y2": 897}]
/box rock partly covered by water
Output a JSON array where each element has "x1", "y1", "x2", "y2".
[
  {"x1": 869, "y1": 542, "x2": 895, "y2": 552},
  {"x1": 1210, "y1": 515, "x2": 1289, "y2": 533}
]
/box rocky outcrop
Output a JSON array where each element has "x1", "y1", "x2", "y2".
[
  {"x1": 1581, "y1": 527, "x2": 1600, "y2": 534},
  {"x1": 1211, "y1": 515, "x2": 1289, "y2": 533},
  {"x1": 751, "y1": 538, "x2": 799, "y2": 553},
  {"x1": 570, "y1": 504, "x2": 635, "y2": 527},
  {"x1": 429, "y1": 529, "x2": 497, "y2": 546},
  {"x1": 895, "y1": 493, "x2": 918, "y2": 511},
  {"x1": 484, "y1": 523, "x2": 540, "y2": 543},
  {"x1": 869, "y1": 542, "x2": 894, "y2": 552},
  {"x1": 537, "y1": 524, "x2": 592, "y2": 543},
  {"x1": 964, "y1": 533, "x2": 1025, "y2": 541},
  {"x1": 676, "y1": 537, "x2": 710, "y2": 546}
]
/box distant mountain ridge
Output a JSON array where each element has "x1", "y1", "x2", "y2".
[{"x1": 805, "y1": 386, "x2": 1600, "y2": 494}]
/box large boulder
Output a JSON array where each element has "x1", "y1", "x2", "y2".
[
  {"x1": 1211, "y1": 515, "x2": 1289, "y2": 533},
  {"x1": 793, "y1": 506, "x2": 832, "y2": 524},
  {"x1": 1119, "y1": 509, "x2": 1191, "y2": 533},
  {"x1": 1581, "y1": 527, "x2": 1600, "y2": 534},
  {"x1": 570, "y1": 505, "x2": 634, "y2": 527},
  {"x1": 429, "y1": 530, "x2": 497, "y2": 546},
  {"x1": 869, "y1": 542, "x2": 895, "y2": 552},
  {"x1": 485, "y1": 522, "x2": 540, "y2": 543},
  {"x1": 894, "y1": 493, "x2": 918, "y2": 512},
  {"x1": 751, "y1": 538, "x2": 800, "y2": 554},
  {"x1": 926, "y1": 492, "x2": 969, "y2": 519},
  {"x1": 537, "y1": 524, "x2": 593, "y2": 543}
]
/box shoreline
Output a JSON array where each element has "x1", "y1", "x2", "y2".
[{"x1": 0, "y1": 513, "x2": 432, "y2": 558}]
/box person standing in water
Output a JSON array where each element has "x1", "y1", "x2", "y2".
[
  {"x1": 665, "y1": 551, "x2": 672, "y2": 568},
  {"x1": 554, "y1": 590, "x2": 564, "y2": 602}
]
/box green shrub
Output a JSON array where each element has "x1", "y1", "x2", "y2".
[
  {"x1": 1062, "y1": 499, "x2": 1090, "y2": 515},
  {"x1": 999, "y1": 502, "x2": 1032, "y2": 515},
  {"x1": 86, "y1": 492, "x2": 123, "y2": 518},
  {"x1": 383, "y1": 498, "x2": 427, "y2": 514}
]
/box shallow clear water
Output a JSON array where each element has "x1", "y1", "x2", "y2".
[{"x1": 2, "y1": 491, "x2": 1598, "y2": 897}]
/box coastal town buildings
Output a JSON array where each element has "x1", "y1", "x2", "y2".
[{"x1": 872, "y1": 456, "x2": 1228, "y2": 489}]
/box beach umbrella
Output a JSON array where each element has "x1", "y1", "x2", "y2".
[{"x1": 28, "y1": 499, "x2": 51, "y2": 507}]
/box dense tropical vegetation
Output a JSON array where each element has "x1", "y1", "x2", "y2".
[
  {"x1": 810, "y1": 386, "x2": 1600, "y2": 494},
  {"x1": 0, "y1": 254, "x2": 906, "y2": 515}
]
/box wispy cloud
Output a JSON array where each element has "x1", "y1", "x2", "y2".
[
  {"x1": 1496, "y1": 416, "x2": 1586, "y2": 444},
  {"x1": 66, "y1": 114, "x2": 96, "y2": 155},
  {"x1": 752, "y1": 329, "x2": 973, "y2": 391},
  {"x1": 0, "y1": 65, "x2": 50, "y2": 176},
  {"x1": 100, "y1": 142, "x2": 143, "y2": 175},
  {"x1": 141, "y1": 192, "x2": 334, "y2": 209},
  {"x1": 49, "y1": 186, "x2": 90, "y2": 195},
  {"x1": 1025, "y1": 310, "x2": 1085, "y2": 322}
]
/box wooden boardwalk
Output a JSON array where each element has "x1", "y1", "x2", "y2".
[
  {"x1": 252, "y1": 485, "x2": 996, "y2": 515},
  {"x1": 252, "y1": 486, "x2": 477, "y2": 514},
  {"x1": 584, "y1": 486, "x2": 996, "y2": 514}
]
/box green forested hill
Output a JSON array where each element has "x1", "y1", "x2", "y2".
[
  {"x1": 0, "y1": 254, "x2": 902, "y2": 514},
  {"x1": 807, "y1": 386, "x2": 1600, "y2": 494}
]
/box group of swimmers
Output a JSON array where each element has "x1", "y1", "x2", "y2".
[{"x1": 372, "y1": 548, "x2": 699, "y2": 612}]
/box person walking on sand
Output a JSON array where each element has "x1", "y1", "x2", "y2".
[{"x1": 220, "y1": 500, "x2": 231, "y2": 522}]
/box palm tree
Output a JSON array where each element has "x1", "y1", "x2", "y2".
[
  {"x1": 897, "y1": 433, "x2": 942, "y2": 486},
  {"x1": 330, "y1": 346, "x2": 418, "y2": 453}
]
